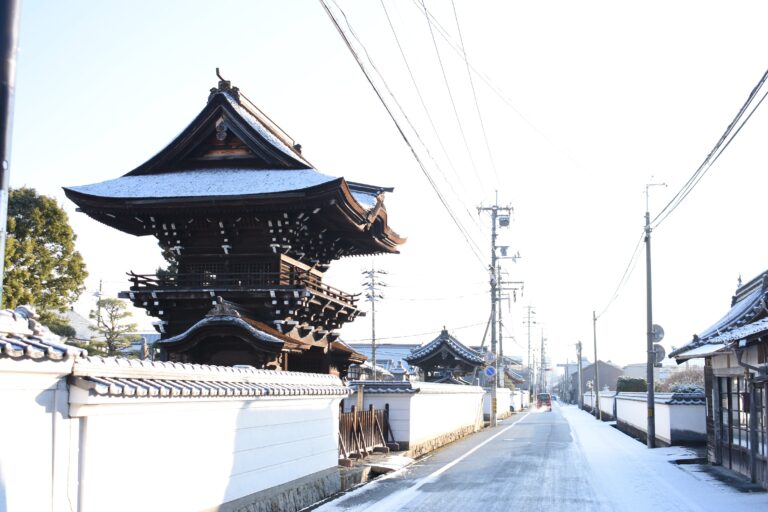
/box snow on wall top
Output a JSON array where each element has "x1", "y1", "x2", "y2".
[{"x1": 67, "y1": 168, "x2": 339, "y2": 199}]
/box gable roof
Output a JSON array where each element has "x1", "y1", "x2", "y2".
[{"x1": 670, "y1": 271, "x2": 768, "y2": 361}]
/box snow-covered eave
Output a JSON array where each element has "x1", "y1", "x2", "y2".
[{"x1": 670, "y1": 285, "x2": 768, "y2": 359}]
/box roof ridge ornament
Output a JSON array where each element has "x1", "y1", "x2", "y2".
[{"x1": 209, "y1": 67, "x2": 240, "y2": 103}]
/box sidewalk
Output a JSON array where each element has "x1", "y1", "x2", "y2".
[{"x1": 561, "y1": 404, "x2": 767, "y2": 511}]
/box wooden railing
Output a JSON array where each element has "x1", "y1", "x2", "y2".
[
  {"x1": 338, "y1": 403, "x2": 396, "y2": 465},
  {"x1": 127, "y1": 269, "x2": 358, "y2": 306}
]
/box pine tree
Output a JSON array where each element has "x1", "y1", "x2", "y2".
[
  {"x1": 3, "y1": 187, "x2": 88, "y2": 324},
  {"x1": 89, "y1": 298, "x2": 140, "y2": 356}
]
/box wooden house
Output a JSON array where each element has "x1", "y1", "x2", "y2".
[
  {"x1": 670, "y1": 272, "x2": 768, "y2": 488},
  {"x1": 64, "y1": 78, "x2": 405, "y2": 376}
]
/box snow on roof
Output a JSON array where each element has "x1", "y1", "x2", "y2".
[
  {"x1": 222, "y1": 92, "x2": 302, "y2": 162},
  {"x1": 67, "y1": 169, "x2": 339, "y2": 200}
]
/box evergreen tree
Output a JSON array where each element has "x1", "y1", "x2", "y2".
[
  {"x1": 89, "y1": 298, "x2": 140, "y2": 356},
  {"x1": 3, "y1": 187, "x2": 88, "y2": 325}
]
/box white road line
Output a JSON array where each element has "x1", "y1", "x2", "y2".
[{"x1": 362, "y1": 412, "x2": 532, "y2": 512}]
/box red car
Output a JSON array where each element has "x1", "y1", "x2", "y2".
[{"x1": 537, "y1": 393, "x2": 552, "y2": 411}]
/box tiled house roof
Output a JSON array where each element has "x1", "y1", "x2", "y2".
[
  {"x1": 671, "y1": 271, "x2": 768, "y2": 360},
  {"x1": 0, "y1": 306, "x2": 86, "y2": 361}
]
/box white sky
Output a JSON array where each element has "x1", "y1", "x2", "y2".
[{"x1": 10, "y1": 1, "x2": 768, "y2": 369}]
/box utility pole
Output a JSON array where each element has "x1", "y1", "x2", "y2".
[
  {"x1": 577, "y1": 341, "x2": 583, "y2": 410},
  {"x1": 362, "y1": 265, "x2": 386, "y2": 381},
  {"x1": 593, "y1": 310, "x2": 601, "y2": 420},
  {"x1": 0, "y1": 0, "x2": 21, "y2": 306},
  {"x1": 478, "y1": 199, "x2": 512, "y2": 427},
  {"x1": 524, "y1": 306, "x2": 536, "y2": 405},
  {"x1": 539, "y1": 330, "x2": 546, "y2": 393},
  {"x1": 644, "y1": 182, "x2": 665, "y2": 448}
]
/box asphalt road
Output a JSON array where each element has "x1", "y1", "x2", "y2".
[{"x1": 315, "y1": 402, "x2": 612, "y2": 512}]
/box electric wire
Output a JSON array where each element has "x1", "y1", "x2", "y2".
[
  {"x1": 598, "y1": 68, "x2": 768, "y2": 317},
  {"x1": 320, "y1": 0, "x2": 487, "y2": 269},
  {"x1": 418, "y1": 0, "x2": 486, "y2": 194},
  {"x1": 378, "y1": 0, "x2": 483, "y2": 232},
  {"x1": 449, "y1": 0, "x2": 500, "y2": 188},
  {"x1": 410, "y1": 0, "x2": 583, "y2": 172},
  {"x1": 596, "y1": 231, "x2": 645, "y2": 319},
  {"x1": 651, "y1": 67, "x2": 768, "y2": 229},
  {"x1": 343, "y1": 320, "x2": 487, "y2": 342}
]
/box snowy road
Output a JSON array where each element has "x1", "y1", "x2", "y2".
[{"x1": 312, "y1": 403, "x2": 768, "y2": 511}]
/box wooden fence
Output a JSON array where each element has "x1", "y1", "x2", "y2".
[{"x1": 338, "y1": 403, "x2": 397, "y2": 465}]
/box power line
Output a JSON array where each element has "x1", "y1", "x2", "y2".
[
  {"x1": 419, "y1": 0, "x2": 485, "y2": 193},
  {"x1": 343, "y1": 320, "x2": 487, "y2": 342},
  {"x1": 449, "y1": 0, "x2": 500, "y2": 188},
  {"x1": 320, "y1": 0, "x2": 487, "y2": 269},
  {"x1": 596, "y1": 231, "x2": 645, "y2": 319},
  {"x1": 409, "y1": 0, "x2": 584, "y2": 172},
  {"x1": 652, "y1": 67, "x2": 768, "y2": 229},
  {"x1": 378, "y1": 0, "x2": 482, "y2": 229}
]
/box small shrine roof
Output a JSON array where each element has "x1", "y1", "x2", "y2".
[
  {"x1": 670, "y1": 271, "x2": 768, "y2": 361},
  {"x1": 404, "y1": 329, "x2": 484, "y2": 366}
]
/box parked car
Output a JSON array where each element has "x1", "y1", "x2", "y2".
[{"x1": 537, "y1": 393, "x2": 552, "y2": 411}]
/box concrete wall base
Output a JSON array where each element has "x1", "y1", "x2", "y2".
[
  {"x1": 214, "y1": 467, "x2": 341, "y2": 512},
  {"x1": 404, "y1": 424, "x2": 480, "y2": 459}
]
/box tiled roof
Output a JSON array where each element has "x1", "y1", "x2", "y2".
[
  {"x1": 348, "y1": 381, "x2": 419, "y2": 394},
  {"x1": 70, "y1": 356, "x2": 350, "y2": 399},
  {"x1": 670, "y1": 271, "x2": 768, "y2": 359},
  {"x1": 404, "y1": 329, "x2": 484, "y2": 365},
  {"x1": 613, "y1": 391, "x2": 705, "y2": 405},
  {"x1": 0, "y1": 307, "x2": 86, "y2": 361}
]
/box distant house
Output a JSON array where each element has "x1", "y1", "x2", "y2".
[
  {"x1": 346, "y1": 342, "x2": 420, "y2": 380},
  {"x1": 622, "y1": 362, "x2": 676, "y2": 382},
  {"x1": 64, "y1": 309, "x2": 97, "y2": 342},
  {"x1": 571, "y1": 360, "x2": 624, "y2": 395},
  {"x1": 670, "y1": 271, "x2": 768, "y2": 489}
]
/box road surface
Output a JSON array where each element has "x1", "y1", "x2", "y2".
[{"x1": 315, "y1": 403, "x2": 611, "y2": 511}]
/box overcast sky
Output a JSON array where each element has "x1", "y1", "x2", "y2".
[{"x1": 10, "y1": 1, "x2": 768, "y2": 370}]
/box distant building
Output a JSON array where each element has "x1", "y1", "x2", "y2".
[
  {"x1": 622, "y1": 362, "x2": 676, "y2": 382},
  {"x1": 571, "y1": 360, "x2": 624, "y2": 396}
]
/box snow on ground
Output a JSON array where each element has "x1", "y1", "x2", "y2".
[{"x1": 561, "y1": 404, "x2": 768, "y2": 511}]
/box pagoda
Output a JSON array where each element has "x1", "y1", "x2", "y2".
[{"x1": 64, "y1": 77, "x2": 405, "y2": 376}]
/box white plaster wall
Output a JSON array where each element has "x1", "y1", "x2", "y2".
[
  {"x1": 345, "y1": 383, "x2": 484, "y2": 446},
  {"x1": 654, "y1": 402, "x2": 672, "y2": 445},
  {"x1": 483, "y1": 387, "x2": 511, "y2": 418},
  {"x1": 0, "y1": 361, "x2": 76, "y2": 512},
  {"x1": 583, "y1": 391, "x2": 595, "y2": 409},
  {"x1": 670, "y1": 404, "x2": 706, "y2": 437},
  {"x1": 343, "y1": 393, "x2": 412, "y2": 443},
  {"x1": 74, "y1": 395, "x2": 341, "y2": 512},
  {"x1": 598, "y1": 392, "x2": 616, "y2": 418},
  {"x1": 615, "y1": 393, "x2": 647, "y2": 433},
  {"x1": 408, "y1": 384, "x2": 483, "y2": 446},
  {"x1": 510, "y1": 390, "x2": 525, "y2": 411}
]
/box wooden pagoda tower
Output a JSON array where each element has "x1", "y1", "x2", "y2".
[{"x1": 64, "y1": 77, "x2": 405, "y2": 376}]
